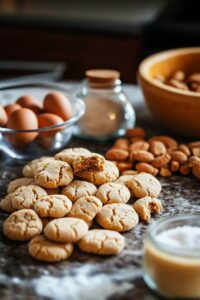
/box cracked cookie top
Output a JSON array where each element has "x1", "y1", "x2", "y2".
[
  {"x1": 79, "y1": 229, "x2": 124, "y2": 255},
  {"x1": 22, "y1": 156, "x2": 55, "y2": 178},
  {"x1": 34, "y1": 160, "x2": 73, "y2": 188},
  {"x1": 44, "y1": 217, "x2": 88, "y2": 243},
  {"x1": 61, "y1": 180, "x2": 97, "y2": 202},
  {"x1": 55, "y1": 148, "x2": 91, "y2": 165},
  {"x1": 96, "y1": 203, "x2": 139, "y2": 232},
  {"x1": 3, "y1": 209, "x2": 43, "y2": 241},
  {"x1": 96, "y1": 182, "x2": 130, "y2": 205}
]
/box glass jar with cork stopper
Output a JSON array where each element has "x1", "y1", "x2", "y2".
[{"x1": 75, "y1": 69, "x2": 135, "y2": 140}]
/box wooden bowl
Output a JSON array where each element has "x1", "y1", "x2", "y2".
[{"x1": 138, "y1": 48, "x2": 200, "y2": 137}]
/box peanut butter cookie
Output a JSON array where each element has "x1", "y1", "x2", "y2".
[
  {"x1": 77, "y1": 160, "x2": 119, "y2": 185},
  {"x1": 28, "y1": 234, "x2": 74, "y2": 262},
  {"x1": 12, "y1": 185, "x2": 47, "y2": 210},
  {"x1": 96, "y1": 183, "x2": 130, "y2": 204},
  {"x1": 61, "y1": 180, "x2": 97, "y2": 202},
  {"x1": 55, "y1": 148, "x2": 91, "y2": 165},
  {"x1": 0, "y1": 193, "x2": 15, "y2": 213},
  {"x1": 23, "y1": 157, "x2": 54, "y2": 177},
  {"x1": 34, "y1": 160, "x2": 73, "y2": 188},
  {"x1": 72, "y1": 153, "x2": 105, "y2": 173},
  {"x1": 79, "y1": 229, "x2": 124, "y2": 255},
  {"x1": 127, "y1": 172, "x2": 162, "y2": 198},
  {"x1": 3, "y1": 209, "x2": 43, "y2": 241},
  {"x1": 133, "y1": 196, "x2": 162, "y2": 222},
  {"x1": 34, "y1": 195, "x2": 72, "y2": 218},
  {"x1": 96, "y1": 203, "x2": 139, "y2": 232},
  {"x1": 7, "y1": 177, "x2": 35, "y2": 193},
  {"x1": 44, "y1": 217, "x2": 88, "y2": 243},
  {"x1": 68, "y1": 196, "x2": 102, "y2": 222}
]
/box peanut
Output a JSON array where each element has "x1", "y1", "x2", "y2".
[
  {"x1": 188, "y1": 141, "x2": 200, "y2": 148},
  {"x1": 160, "y1": 167, "x2": 172, "y2": 177},
  {"x1": 192, "y1": 162, "x2": 200, "y2": 180},
  {"x1": 151, "y1": 153, "x2": 171, "y2": 168},
  {"x1": 105, "y1": 149, "x2": 129, "y2": 161},
  {"x1": 167, "y1": 78, "x2": 189, "y2": 91},
  {"x1": 113, "y1": 138, "x2": 129, "y2": 150},
  {"x1": 187, "y1": 73, "x2": 200, "y2": 84},
  {"x1": 148, "y1": 136, "x2": 177, "y2": 150},
  {"x1": 188, "y1": 156, "x2": 200, "y2": 167},
  {"x1": 122, "y1": 170, "x2": 138, "y2": 176},
  {"x1": 170, "y1": 160, "x2": 179, "y2": 172},
  {"x1": 178, "y1": 144, "x2": 190, "y2": 156},
  {"x1": 116, "y1": 162, "x2": 133, "y2": 172},
  {"x1": 191, "y1": 148, "x2": 200, "y2": 157},
  {"x1": 170, "y1": 151, "x2": 188, "y2": 164},
  {"x1": 179, "y1": 163, "x2": 191, "y2": 175},
  {"x1": 172, "y1": 70, "x2": 185, "y2": 82},
  {"x1": 126, "y1": 127, "x2": 146, "y2": 138},
  {"x1": 149, "y1": 141, "x2": 166, "y2": 156},
  {"x1": 129, "y1": 141, "x2": 149, "y2": 152},
  {"x1": 131, "y1": 150, "x2": 154, "y2": 163},
  {"x1": 135, "y1": 162, "x2": 158, "y2": 176},
  {"x1": 130, "y1": 137, "x2": 145, "y2": 143}
]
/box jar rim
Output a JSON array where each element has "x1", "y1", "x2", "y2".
[{"x1": 147, "y1": 214, "x2": 200, "y2": 258}]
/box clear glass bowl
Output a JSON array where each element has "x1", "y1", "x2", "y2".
[{"x1": 0, "y1": 82, "x2": 85, "y2": 159}]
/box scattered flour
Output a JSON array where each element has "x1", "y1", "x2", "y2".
[{"x1": 156, "y1": 226, "x2": 200, "y2": 248}]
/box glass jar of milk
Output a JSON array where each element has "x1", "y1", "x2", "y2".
[{"x1": 143, "y1": 215, "x2": 200, "y2": 299}]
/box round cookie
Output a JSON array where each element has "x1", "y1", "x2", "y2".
[
  {"x1": 12, "y1": 185, "x2": 47, "y2": 210},
  {"x1": 55, "y1": 148, "x2": 91, "y2": 165},
  {"x1": 34, "y1": 160, "x2": 73, "y2": 188},
  {"x1": 44, "y1": 217, "x2": 88, "y2": 243},
  {"x1": 0, "y1": 193, "x2": 15, "y2": 213},
  {"x1": 23, "y1": 157, "x2": 54, "y2": 178},
  {"x1": 7, "y1": 177, "x2": 35, "y2": 193},
  {"x1": 3, "y1": 209, "x2": 43, "y2": 241},
  {"x1": 34, "y1": 195, "x2": 72, "y2": 218},
  {"x1": 96, "y1": 203, "x2": 139, "y2": 232},
  {"x1": 68, "y1": 196, "x2": 102, "y2": 223},
  {"x1": 77, "y1": 160, "x2": 119, "y2": 185},
  {"x1": 96, "y1": 183, "x2": 130, "y2": 205},
  {"x1": 79, "y1": 229, "x2": 124, "y2": 255},
  {"x1": 61, "y1": 180, "x2": 97, "y2": 202},
  {"x1": 28, "y1": 234, "x2": 74, "y2": 262},
  {"x1": 127, "y1": 172, "x2": 162, "y2": 198}
]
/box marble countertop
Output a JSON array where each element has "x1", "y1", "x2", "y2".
[{"x1": 0, "y1": 83, "x2": 199, "y2": 300}]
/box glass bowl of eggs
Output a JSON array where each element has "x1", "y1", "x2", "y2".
[{"x1": 0, "y1": 82, "x2": 85, "y2": 159}]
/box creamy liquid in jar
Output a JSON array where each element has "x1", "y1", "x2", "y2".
[{"x1": 144, "y1": 224, "x2": 200, "y2": 298}]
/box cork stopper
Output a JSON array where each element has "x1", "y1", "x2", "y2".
[{"x1": 86, "y1": 69, "x2": 120, "y2": 86}]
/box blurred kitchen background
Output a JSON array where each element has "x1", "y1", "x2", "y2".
[{"x1": 0, "y1": 0, "x2": 199, "y2": 83}]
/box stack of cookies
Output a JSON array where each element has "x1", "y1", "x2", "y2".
[{"x1": 1, "y1": 148, "x2": 162, "y2": 262}]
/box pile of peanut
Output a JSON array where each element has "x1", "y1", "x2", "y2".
[
  {"x1": 105, "y1": 127, "x2": 200, "y2": 180},
  {"x1": 154, "y1": 70, "x2": 200, "y2": 92}
]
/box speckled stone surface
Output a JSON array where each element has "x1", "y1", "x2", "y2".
[{"x1": 0, "y1": 84, "x2": 199, "y2": 300}]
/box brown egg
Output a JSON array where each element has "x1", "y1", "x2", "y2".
[
  {"x1": 16, "y1": 95, "x2": 42, "y2": 114},
  {"x1": 37, "y1": 113, "x2": 64, "y2": 137},
  {"x1": 7, "y1": 108, "x2": 38, "y2": 145},
  {"x1": 43, "y1": 91, "x2": 72, "y2": 120},
  {"x1": 0, "y1": 105, "x2": 8, "y2": 127},
  {"x1": 4, "y1": 103, "x2": 21, "y2": 117}
]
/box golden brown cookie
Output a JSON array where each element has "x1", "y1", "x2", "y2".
[
  {"x1": 34, "y1": 160, "x2": 73, "y2": 188},
  {"x1": 72, "y1": 153, "x2": 105, "y2": 173},
  {"x1": 127, "y1": 172, "x2": 162, "y2": 198},
  {"x1": 61, "y1": 180, "x2": 97, "y2": 202},
  {"x1": 79, "y1": 229, "x2": 124, "y2": 255},
  {"x1": 22, "y1": 157, "x2": 54, "y2": 177},
  {"x1": 7, "y1": 177, "x2": 35, "y2": 193},
  {"x1": 28, "y1": 234, "x2": 74, "y2": 262},
  {"x1": 34, "y1": 195, "x2": 72, "y2": 218},
  {"x1": 12, "y1": 185, "x2": 47, "y2": 210},
  {"x1": 44, "y1": 217, "x2": 88, "y2": 243},
  {"x1": 3, "y1": 209, "x2": 43, "y2": 241},
  {"x1": 77, "y1": 160, "x2": 119, "y2": 185},
  {"x1": 68, "y1": 196, "x2": 102, "y2": 223},
  {"x1": 55, "y1": 148, "x2": 91, "y2": 165},
  {"x1": 96, "y1": 203, "x2": 139, "y2": 232},
  {"x1": 133, "y1": 196, "x2": 162, "y2": 222},
  {"x1": 0, "y1": 193, "x2": 15, "y2": 213},
  {"x1": 96, "y1": 183, "x2": 130, "y2": 204}
]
